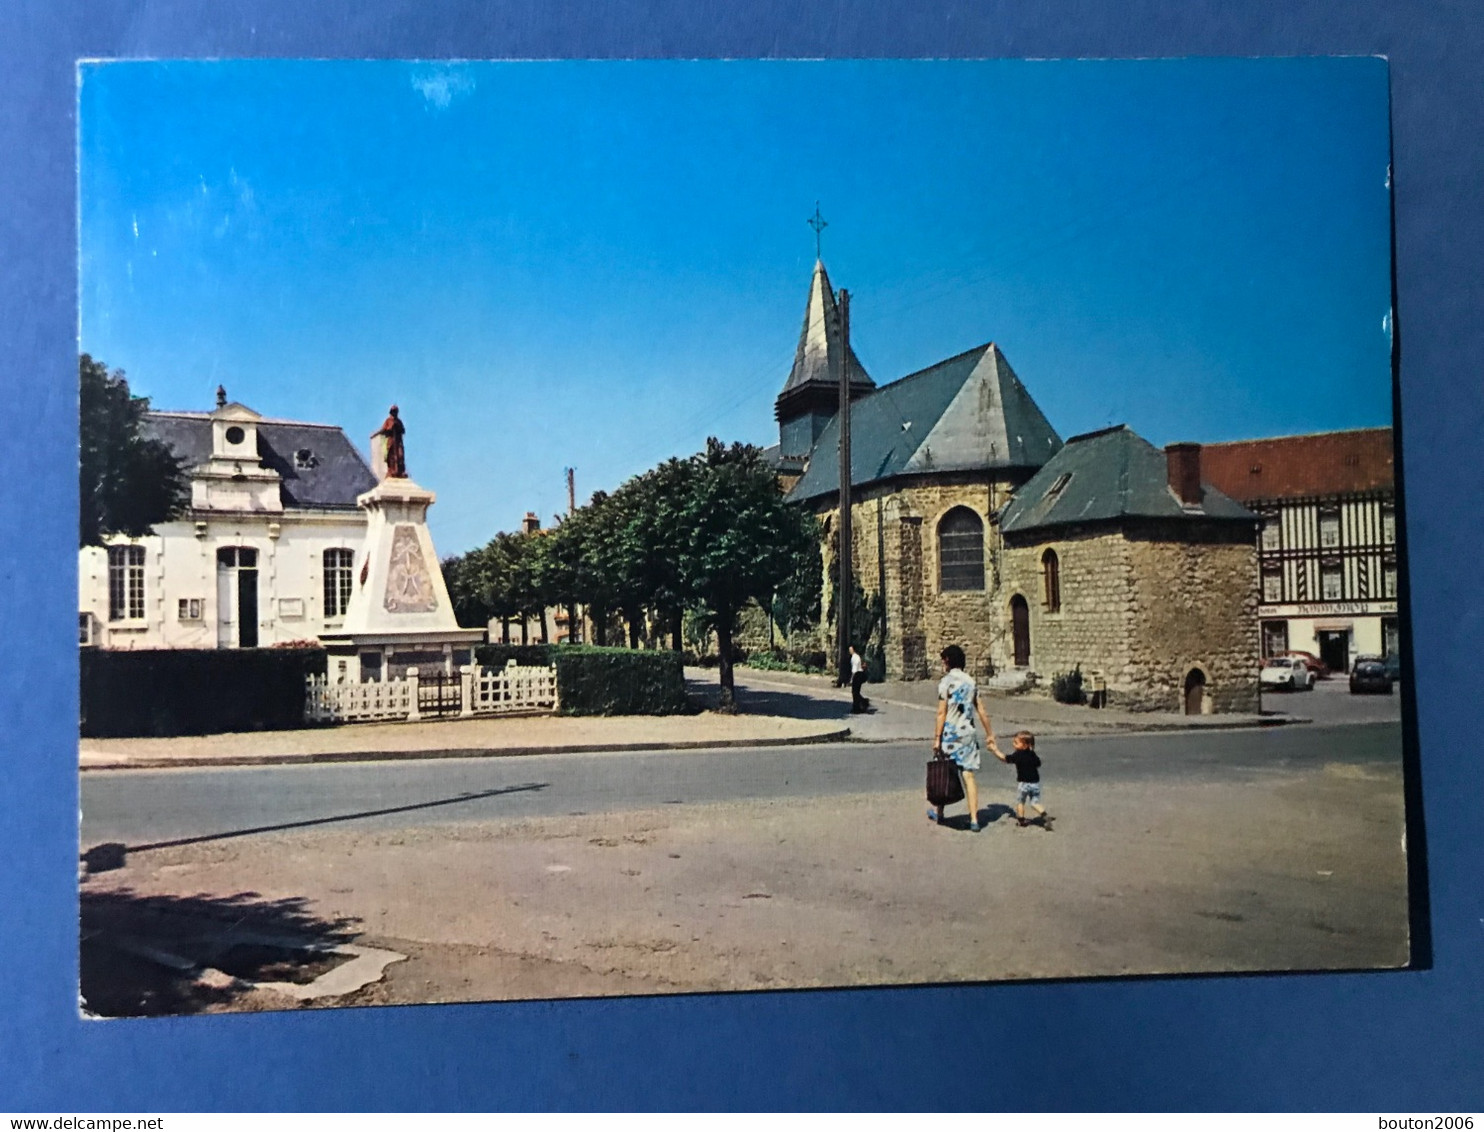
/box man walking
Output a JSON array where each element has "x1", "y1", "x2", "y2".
[{"x1": 849, "y1": 645, "x2": 871, "y2": 713}]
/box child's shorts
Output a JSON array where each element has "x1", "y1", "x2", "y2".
[{"x1": 1017, "y1": 782, "x2": 1042, "y2": 805}]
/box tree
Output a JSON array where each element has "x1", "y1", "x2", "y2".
[
  {"x1": 441, "y1": 551, "x2": 494, "y2": 629},
  {"x1": 546, "y1": 498, "x2": 619, "y2": 646},
  {"x1": 771, "y1": 524, "x2": 823, "y2": 639},
  {"x1": 78, "y1": 354, "x2": 188, "y2": 546},
  {"x1": 675, "y1": 439, "x2": 817, "y2": 710}
]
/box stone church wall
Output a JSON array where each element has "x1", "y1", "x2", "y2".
[
  {"x1": 1125, "y1": 526, "x2": 1260, "y2": 713},
  {"x1": 1001, "y1": 523, "x2": 1258, "y2": 712},
  {"x1": 799, "y1": 478, "x2": 1257, "y2": 709},
  {"x1": 813, "y1": 475, "x2": 1021, "y2": 681},
  {"x1": 1000, "y1": 530, "x2": 1136, "y2": 691}
]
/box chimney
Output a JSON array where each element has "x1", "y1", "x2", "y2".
[
  {"x1": 1165, "y1": 442, "x2": 1203, "y2": 506},
  {"x1": 522, "y1": 511, "x2": 540, "y2": 534}
]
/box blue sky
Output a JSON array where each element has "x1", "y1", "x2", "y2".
[{"x1": 79, "y1": 58, "x2": 1393, "y2": 555}]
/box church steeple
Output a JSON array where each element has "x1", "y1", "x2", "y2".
[{"x1": 775, "y1": 259, "x2": 875, "y2": 457}]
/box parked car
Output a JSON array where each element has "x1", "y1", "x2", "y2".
[
  {"x1": 1350, "y1": 656, "x2": 1393, "y2": 695},
  {"x1": 1382, "y1": 653, "x2": 1403, "y2": 682},
  {"x1": 1260, "y1": 656, "x2": 1315, "y2": 691},
  {"x1": 1280, "y1": 650, "x2": 1331, "y2": 679}
]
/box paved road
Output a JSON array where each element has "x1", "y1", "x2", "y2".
[{"x1": 81, "y1": 721, "x2": 1402, "y2": 850}]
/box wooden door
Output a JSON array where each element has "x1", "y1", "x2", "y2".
[{"x1": 1010, "y1": 595, "x2": 1030, "y2": 667}]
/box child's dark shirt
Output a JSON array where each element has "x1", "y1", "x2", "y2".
[{"x1": 1005, "y1": 749, "x2": 1041, "y2": 783}]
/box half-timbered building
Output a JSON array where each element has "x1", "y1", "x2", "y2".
[{"x1": 1199, "y1": 428, "x2": 1398, "y2": 673}]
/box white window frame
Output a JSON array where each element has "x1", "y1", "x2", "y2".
[
  {"x1": 324, "y1": 547, "x2": 355, "y2": 619},
  {"x1": 108, "y1": 545, "x2": 146, "y2": 621}
]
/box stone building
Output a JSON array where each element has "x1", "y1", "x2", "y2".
[
  {"x1": 768, "y1": 259, "x2": 1262, "y2": 712},
  {"x1": 1198, "y1": 428, "x2": 1398, "y2": 672},
  {"x1": 998, "y1": 428, "x2": 1260, "y2": 713}
]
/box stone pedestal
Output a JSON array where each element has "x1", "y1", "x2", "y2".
[{"x1": 319, "y1": 476, "x2": 484, "y2": 681}]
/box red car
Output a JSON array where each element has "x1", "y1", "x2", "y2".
[{"x1": 1280, "y1": 650, "x2": 1331, "y2": 679}]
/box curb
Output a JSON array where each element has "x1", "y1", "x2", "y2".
[
  {"x1": 79, "y1": 727, "x2": 855, "y2": 771},
  {"x1": 728, "y1": 672, "x2": 1307, "y2": 733}
]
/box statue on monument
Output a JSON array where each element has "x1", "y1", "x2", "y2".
[{"x1": 371, "y1": 405, "x2": 407, "y2": 479}]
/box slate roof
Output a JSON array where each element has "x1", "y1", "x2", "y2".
[
  {"x1": 787, "y1": 342, "x2": 1063, "y2": 503},
  {"x1": 145, "y1": 411, "x2": 378, "y2": 510},
  {"x1": 760, "y1": 443, "x2": 806, "y2": 476},
  {"x1": 779, "y1": 260, "x2": 873, "y2": 395},
  {"x1": 1195, "y1": 428, "x2": 1394, "y2": 502},
  {"x1": 999, "y1": 425, "x2": 1256, "y2": 535}
]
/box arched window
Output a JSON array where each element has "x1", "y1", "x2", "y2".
[
  {"x1": 938, "y1": 507, "x2": 984, "y2": 591},
  {"x1": 1041, "y1": 548, "x2": 1061, "y2": 613}
]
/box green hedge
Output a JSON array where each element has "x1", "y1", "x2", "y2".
[
  {"x1": 475, "y1": 642, "x2": 557, "y2": 669},
  {"x1": 80, "y1": 647, "x2": 327, "y2": 738},
  {"x1": 553, "y1": 646, "x2": 690, "y2": 716}
]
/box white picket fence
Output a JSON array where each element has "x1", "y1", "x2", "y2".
[
  {"x1": 470, "y1": 662, "x2": 558, "y2": 715},
  {"x1": 305, "y1": 662, "x2": 558, "y2": 725}
]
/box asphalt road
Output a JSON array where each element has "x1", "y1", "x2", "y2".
[{"x1": 80, "y1": 721, "x2": 1403, "y2": 851}]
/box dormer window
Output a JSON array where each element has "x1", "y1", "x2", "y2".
[{"x1": 295, "y1": 448, "x2": 318, "y2": 470}]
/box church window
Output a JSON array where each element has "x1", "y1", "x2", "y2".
[
  {"x1": 108, "y1": 545, "x2": 145, "y2": 621},
  {"x1": 938, "y1": 507, "x2": 985, "y2": 591},
  {"x1": 1320, "y1": 562, "x2": 1344, "y2": 601},
  {"x1": 1041, "y1": 549, "x2": 1061, "y2": 613},
  {"x1": 324, "y1": 548, "x2": 355, "y2": 619}
]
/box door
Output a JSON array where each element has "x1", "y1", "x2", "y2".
[
  {"x1": 1010, "y1": 594, "x2": 1030, "y2": 667},
  {"x1": 1318, "y1": 630, "x2": 1349, "y2": 674},
  {"x1": 238, "y1": 564, "x2": 258, "y2": 648},
  {"x1": 1381, "y1": 616, "x2": 1400, "y2": 658},
  {"x1": 1184, "y1": 668, "x2": 1206, "y2": 715},
  {"x1": 216, "y1": 547, "x2": 260, "y2": 648}
]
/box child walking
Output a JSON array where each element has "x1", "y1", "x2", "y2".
[{"x1": 991, "y1": 730, "x2": 1052, "y2": 830}]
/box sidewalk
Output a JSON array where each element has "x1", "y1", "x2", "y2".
[
  {"x1": 708, "y1": 664, "x2": 1306, "y2": 743},
  {"x1": 79, "y1": 666, "x2": 1303, "y2": 772},
  {"x1": 79, "y1": 706, "x2": 850, "y2": 771}
]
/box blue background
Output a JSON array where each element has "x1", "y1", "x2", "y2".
[{"x1": 2, "y1": 0, "x2": 1480, "y2": 1112}]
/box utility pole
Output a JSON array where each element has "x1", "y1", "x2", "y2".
[{"x1": 837, "y1": 289, "x2": 853, "y2": 688}]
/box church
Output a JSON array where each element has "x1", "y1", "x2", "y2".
[{"x1": 766, "y1": 260, "x2": 1262, "y2": 714}]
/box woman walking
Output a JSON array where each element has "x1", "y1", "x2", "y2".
[{"x1": 931, "y1": 644, "x2": 996, "y2": 832}]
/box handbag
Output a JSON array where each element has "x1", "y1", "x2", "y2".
[{"x1": 926, "y1": 749, "x2": 966, "y2": 807}]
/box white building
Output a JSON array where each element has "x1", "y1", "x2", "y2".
[{"x1": 79, "y1": 392, "x2": 376, "y2": 651}]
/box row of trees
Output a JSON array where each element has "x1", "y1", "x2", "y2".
[{"x1": 442, "y1": 439, "x2": 824, "y2": 706}]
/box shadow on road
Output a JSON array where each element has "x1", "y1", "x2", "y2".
[
  {"x1": 934, "y1": 803, "x2": 1017, "y2": 831},
  {"x1": 686, "y1": 675, "x2": 852, "y2": 721},
  {"x1": 83, "y1": 782, "x2": 549, "y2": 868},
  {"x1": 80, "y1": 887, "x2": 361, "y2": 1017}
]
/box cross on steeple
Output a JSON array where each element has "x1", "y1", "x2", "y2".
[{"x1": 807, "y1": 202, "x2": 828, "y2": 259}]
